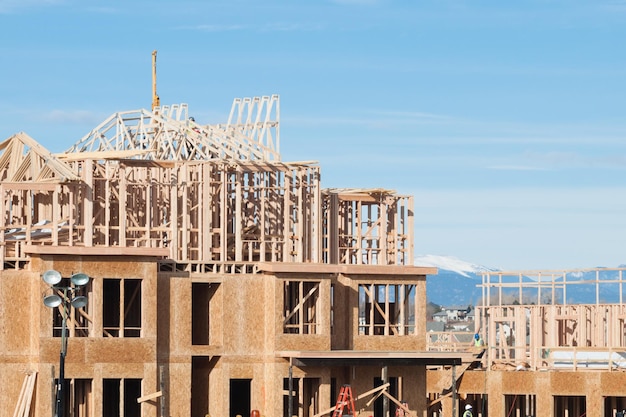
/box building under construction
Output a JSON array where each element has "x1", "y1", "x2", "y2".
[
  {"x1": 2, "y1": 92, "x2": 626, "y2": 417},
  {"x1": 427, "y1": 268, "x2": 626, "y2": 417},
  {"x1": 1, "y1": 94, "x2": 471, "y2": 417}
]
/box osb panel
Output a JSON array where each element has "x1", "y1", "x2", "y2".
[
  {"x1": 157, "y1": 274, "x2": 174, "y2": 355},
  {"x1": 426, "y1": 369, "x2": 445, "y2": 392},
  {"x1": 168, "y1": 362, "x2": 192, "y2": 417},
  {"x1": 599, "y1": 372, "x2": 626, "y2": 395},
  {"x1": 208, "y1": 361, "x2": 225, "y2": 417},
  {"x1": 39, "y1": 338, "x2": 85, "y2": 363},
  {"x1": 499, "y1": 371, "x2": 541, "y2": 392},
  {"x1": 331, "y1": 275, "x2": 352, "y2": 350},
  {"x1": 168, "y1": 275, "x2": 193, "y2": 354},
  {"x1": 86, "y1": 339, "x2": 156, "y2": 364},
  {"x1": 549, "y1": 371, "x2": 595, "y2": 395},
  {"x1": 275, "y1": 334, "x2": 330, "y2": 351},
  {"x1": 222, "y1": 275, "x2": 268, "y2": 355},
  {"x1": 40, "y1": 255, "x2": 157, "y2": 279},
  {"x1": 457, "y1": 370, "x2": 488, "y2": 393},
  {"x1": 0, "y1": 271, "x2": 37, "y2": 355},
  {"x1": 38, "y1": 337, "x2": 154, "y2": 366},
  {"x1": 352, "y1": 335, "x2": 424, "y2": 351}
]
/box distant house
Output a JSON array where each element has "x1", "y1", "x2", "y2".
[
  {"x1": 441, "y1": 305, "x2": 472, "y2": 322},
  {"x1": 433, "y1": 311, "x2": 448, "y2": 323}
]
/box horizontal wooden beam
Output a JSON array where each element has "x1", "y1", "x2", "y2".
[
  {"x1": 23, "y1": 245, "x2": 169, "y2": 257},
  {"x1": 257, "y1": 262, "x2": 436, "y2": 276}
]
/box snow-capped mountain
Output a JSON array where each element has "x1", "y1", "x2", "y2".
[
  {"x1": 415, "y1": 255, "x2": 491, "y2": 306},
  {"x1": 414, "y1": 254, "x2": 495, "y2": 277},
  {"x1": 418, "y1": 255, "x2": 626, "y2": 306}
]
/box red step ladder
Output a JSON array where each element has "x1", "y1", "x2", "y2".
[{"x1": 332, "y1": 385, "x2": 356, "y2": 417}]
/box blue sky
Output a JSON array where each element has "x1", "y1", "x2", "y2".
[{"x1": 1, "y1": 0, "x2": 626, "y2": 270}]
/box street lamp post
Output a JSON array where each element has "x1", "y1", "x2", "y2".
[{"x1": 42, "y1": 270, "x2": 90, "y2": 417}]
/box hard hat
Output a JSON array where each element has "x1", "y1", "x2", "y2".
[
  {"x1": 474, "y1": 333, "x2": 480, "y2": 340},
  {"x1": 465, "y1": 404, "x2": 472, "y2": 410}
]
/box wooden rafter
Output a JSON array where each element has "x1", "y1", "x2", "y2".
[
  {"x1": 0, "y1": 98, "x2": 413, "y2": 272},
  {"x1": 65, "y1": 97, "x2": 280, "y2": 163},
  {"x1": 0, "y1": 133, "x2": 79, "y2": 183}
]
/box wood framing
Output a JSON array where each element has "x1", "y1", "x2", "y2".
[
  {"x1": 427, "y1": 268, "x2": 626, "y2": 417},
  {"x1": 0, "y1": 96, "x2": 445, "y2": 417},
  {"x1": 3, "y1": 95, "x2": 624, "y2": 417}
]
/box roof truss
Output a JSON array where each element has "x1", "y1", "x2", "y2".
[
  {"x1": 0, "y1": 132, "x2": 79, "y2": 183},
  {"x1": 65, "y1": 96, "x2": 280, "y2": 162}
]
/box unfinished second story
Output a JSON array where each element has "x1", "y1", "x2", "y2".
[
  {"x1": 253, "y1": 263, "x2": 434, "y2": 353},
  {"x1": 0, "y1": 96, "x2": 414, "y2": 273}
]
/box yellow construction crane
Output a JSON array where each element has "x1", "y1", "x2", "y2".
[{"x1": 152, "y1": 50, "x2": 160, "y2": 111}]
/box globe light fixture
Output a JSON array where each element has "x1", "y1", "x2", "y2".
[{"x1": 41, "y1": 270, "x2": 90, "y2": 417}]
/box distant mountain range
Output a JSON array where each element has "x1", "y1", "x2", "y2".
[
  {"x1": 415, "y1": 255, "x2": 490, "y2": 306},
  {"x1": 416, "y1": 255, "x2": 626, "y2": 307}
]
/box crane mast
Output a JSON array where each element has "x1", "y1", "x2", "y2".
[{"x1": 152, "y1": 50, "x2": 160, "y2": 111}]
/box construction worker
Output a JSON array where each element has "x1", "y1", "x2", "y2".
[
  {"x1": 463, "y1": 404, "x2": 473, "y2": 417},
  {"x1": 473, "y1": 333, "x2": 484, "y2": 347},
  {"x1": 395, "y1": 401, "x2": 408, "y2": 417}
]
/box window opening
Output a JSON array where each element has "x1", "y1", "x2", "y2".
[
  {"x1": 192, "y1": 283, "x2": 217, "y2": 345},
  {"x1": 359, "y1": 283, "x2": 416, "y2": 335},
  {"x1": 460, "y1": 394, "x2": 488, "y2": 417},
  {"x1": 283, "y1": 281, "x2": 320, "y2": 334},
  {"x1": 56, "y1": 378, "x2": 92, "y2": 417},
  {"x1": 302, "y1": 378, "x2": 320, "y2": 417},
  {"x1": 604, "y1": 396, "x2": 626, "y2": 417},
  {"x1": 504, "y1": 394, "x2": 533, "y2": 417},
  {"x1": 103, "y1": 378, "x2": 141, "y2": 417},
  {"x1": 373, "y1": 377, "x2": 398, "y2": 417},
  {"x1": 103, "y1": 278, "x2": 142, "y2": 337},
  {"x1": 554, "y1": 396, "x2": 585, "y2": 417}
]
